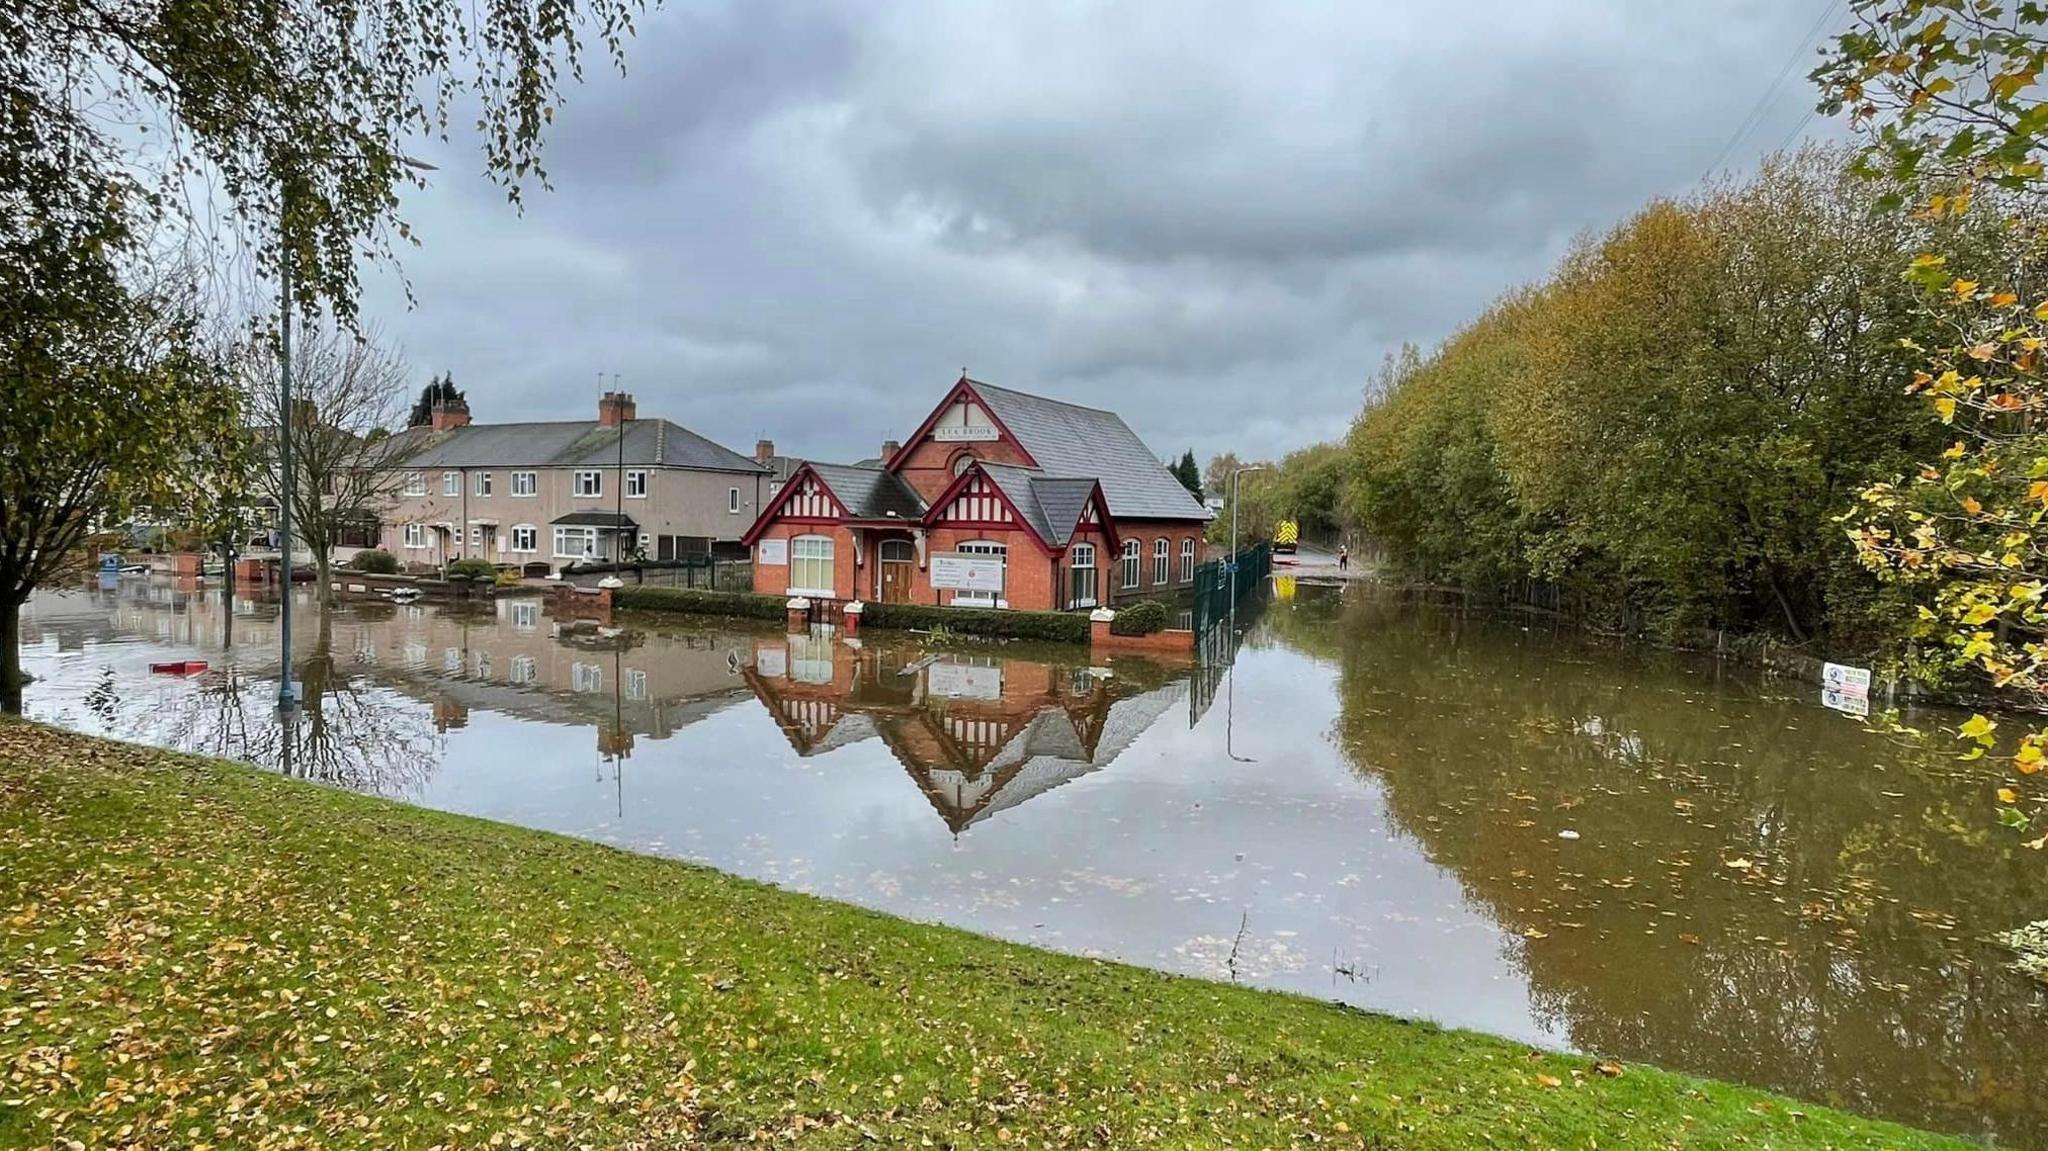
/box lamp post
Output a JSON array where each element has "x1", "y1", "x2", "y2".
[
  {"x1": 1224, "y1": 464, "x2": 1264, "y2": 764},
  {"x1": 1227, "y1": 465, "x2": 1266, "y2": 605},
  {"x1": 275, "y1": 152, "x2": 437, "y2": 712}
]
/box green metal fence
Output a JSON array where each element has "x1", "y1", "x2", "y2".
[{"x1": 1191, "y1": 541, "x2": 1271, "y2": 638}]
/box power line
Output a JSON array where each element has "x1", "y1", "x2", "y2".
[{"x1": 1701, "y1": 0, "x2": 1843, "y2": 181}]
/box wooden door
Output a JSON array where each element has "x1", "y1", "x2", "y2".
[{"x1": 877, "y1": 539, "x2": 916, "y2": 602}]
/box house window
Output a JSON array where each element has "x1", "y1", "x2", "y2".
[
  {"x1": 625, "y1": 669, "x2": 648, "y2": 701},
  {"x1": 403, "y1": 523, "x2": 426, "y2": 549},
  {"x1": 475, "y1": 471, "x2": 493, "y2": 497},
  {"x1": 571, "y1": 662, "x2": 602, "y2": 694},
  {"x1": 1068, "y1": 542, "x2": 1097, "y2": 609},
  {"x1": 469, "y1": 525, "x2": 482, "y2": 548},
  {"x1": 508, "y1": 654, "x2": 537, "y2": 684},
  {"x1": 768, "y1": 480, "x2": 783, "y2": 497},
  {"x1": 626, "y1": 470, "x2": 647, "y2": 498},
  {"x1": 509, "y1": 601, "x2": 537, "y2": 631},
  {"x1": 443, "y1": 471, "x2": 460, "y2": 496},
  {"x1": 402, "y1": 472, "x2": 426, "y2": 496},
  {"x1": 1153, "y1": 538, "x2": 1169, "y2": 584},
  {"x1": 509, "y1": 524, "x2": 538, "y2": 552},
  {"x1": 951, "y1": 452, "x2": 977, "y2": 477},
  {"x1": 952, "y1": 540, "x2": 1006, "y2": 608},
  {"x1": 573, "y1": 470, "x2": 602, "y2": 497},
  {"x1": 728, "y1": 487, "x2": 740, "y2": 514},
  {"x1": 789, "y1": 535, "x2": 836, "y2": 596},
  {"x1": 474, "y1": 651, "x2": 492, "y2": 680},
  {"x1": 1181, "y1": 538, "x2": 1196, "y2": 581},
  {"x1": 1120, "y1": 539, "x2": 1140, "y2": 589},
  {"x1": 554, "y1": 525, "x2": 598, "y2": 558},
  {"x1": 511, "y1": 471, "x2": 537, "y2": 497}
]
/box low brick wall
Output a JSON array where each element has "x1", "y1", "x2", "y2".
[
  {"x1": 330, "y1": 571, "x2": 497, "y2": 603},
  {"x1": 1089, "y1": 616, "x2": 1195, "y2": 657},
  {"x1": 547, "y1": 582, "x2": 613, "y2": 621}
]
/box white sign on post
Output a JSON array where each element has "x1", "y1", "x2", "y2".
[
  {"x1": 757, "y1": 538, "x2": 788, "y2": 566},
  {"x1": 1822, "y1": 662, "x2": 1871, "y2": 697},
  {"x1": 930, "y1": 553, "x2": 1005, "y2": 593}
]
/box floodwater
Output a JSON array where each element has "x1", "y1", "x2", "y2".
[{"x1": 14, "y1": 576, "x2": 2048, "y2": 1147}]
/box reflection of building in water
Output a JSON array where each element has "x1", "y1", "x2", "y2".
[
  {"x1": 745, "y1": 633, "x2": 1188, "y2": 832},
  {"x1": 32, "y1": 582, "x2": 766, "y2": 747}
]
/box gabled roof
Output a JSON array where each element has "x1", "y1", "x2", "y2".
[
  {"x1": 961, "y1": 380, "x2": 1209, "y2": 522},
  {"x1": 395, "y1": 418, "x2": 768, "y2": 474},
  {"x1": 807, "y1": 463, "x2": 926, "y2": 521}
]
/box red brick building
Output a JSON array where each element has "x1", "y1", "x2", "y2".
[{"x1": 743, "y1": 377, "x2": 1211, "y2": 611}]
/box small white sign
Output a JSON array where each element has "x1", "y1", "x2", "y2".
[
  {"x1": 756, "y1": 645, "x2": 787, "y2": 679},
  {"x1": 928, "y1": 661, "x2": 1002, "y2": 700},
  {"x1": 930, "y1": 553, "x2": 1005, "y2": 592},
  {"x1": 1822, "y1": 685, "x2": 1871, "y2": 717},
  {"x1": 933, "y1": 425, "x2": 999, "y2": 443},
  {"x1": 1822, "y1": 661, "x2": 1872, "y2": 697},
  {"x1": 757, "y1": 538, "x2": 788, "y2": 566}
]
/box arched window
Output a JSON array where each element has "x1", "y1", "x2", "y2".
[
  {"x1": 1180, "y1": 537, "x2": 1196, "y2": 581},
  {"x1": 790, "y1": 535, "x2": 836, "y2": 596},
  {"x1": 1152, "y1": 538, "x2": 1169, "y2": 584},
  {"x1": 951, "y1": 451, "x2": 978, "y2": 477},
  {"x1": 1068, "y1": 542, "x2": 1097, "y2": 609},
  {"x1": 1120, "y1": 539, "x2": 1140, "y2": 589}
]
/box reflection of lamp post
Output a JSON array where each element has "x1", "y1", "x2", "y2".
[{"x1": 1225, "y1": 465, "x2": 1264, "y2": 763}]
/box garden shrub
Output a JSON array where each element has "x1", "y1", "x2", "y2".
[
  {"x1": 446, "y1": 558, "x2": 497, "y2": 581},
  {"x1": 613, "y1": 586, "x2": 787, "y2": 620},
  {"x1": 1110, "y1": 600, "x2": 1169, "y2": 636},
  {"x1": 860, "y1": 601, "x2": 1089, "y2": 644},
  {"x1": 347, "y1": 549, "x2": 400, "y2": 575}
]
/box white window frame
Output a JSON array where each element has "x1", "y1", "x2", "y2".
[
  {"x1": 573, "y1": 470, "x2": 602, "y2": 497},
  {"x1": 403, "y1": 523, "x2": 427, "y2": 549},
  {"x1": 469, "y1": 525, "x2": 483, "y2": 548},
  {"x1": 442, "y1": 470, "x2": 460, "y2": 496},
  {"x1": 728, "y1": 486, "x2": 741, "y2": 514},
  {"x1": 509, "y1": 524, "x2": 538, "y2": 553},
  {"x1": 625, "y1": 669, "x2": 648, "y2": 702},
  {"x1": 1120, "y1": 539, "x2": 1140, "y2": 589},
  {"x1": 508, "y1": 654, "x2": 537, "y2": 684},
  {"x1": 402, "y1": 471, "x2": 427, "y2": 497},
  {"x1": 510, "y1": 471, "x2": 537, "y2": 497},
  {"x1": 625, "y1": 469, "x2": 648, "y2": 498},
  {"x1": 475, "y1": 471, "x2": 493, "y2": 497},
  {"x1": 788, "y1": 534, "x2": 837, "y2": 597},
  {"x1": 1152, "y1": 538, "x2": 1169, "y2": 585},
  {"x1": 1180, "y1": 537, "x2": 1196, "y2": 582},
  {"x1": 554, "y1": 525, "x2": 598, "y2": 559},
  {"x1": 1068, "y1": 542, "x2": 1097, "y2": 609},
  {"x1": 509, "y1": 601, "x2": 538, "y2": 631}
]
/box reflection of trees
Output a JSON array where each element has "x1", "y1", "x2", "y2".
[
  {"x1": 1284, "y1": 588, "x2": 2048, "y2": 1147},
  {"x1": 147, "y1": 613, "x2": 442, "y2": 797}
]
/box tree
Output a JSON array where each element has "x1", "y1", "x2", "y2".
[
  {"x1": 409, "y1": 373, "x2": 466, "y2": 428},
  {"x1": 0, "y1": 207, "x2": 243, "y2": 710},
  {"x1": 247, "y1": 325, "x2": 415, "y2": 609},
  {"x1": 1819, "y1": 1, "x2": 2048, "y2": 842},
  {"x1": 1172, "y1": 450, "x2": 1203, "y2": 497},
  {"x1": 10, "y1": 0, "x2": 651, "y2": 321}
]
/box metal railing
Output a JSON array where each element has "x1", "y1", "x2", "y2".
[{"x1": 1191, "y1": 541, "x2": 1271, "y2": 638}]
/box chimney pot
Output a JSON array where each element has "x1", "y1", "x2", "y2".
[
  {"x1": 755, "y1": 438, "x2": 775, "y2": 463},
  {"x1": 430, "y1": 395, "x2": 472, "y2": 431},
  {"x1": 880, "y1": 439, "x2": 901, "y2": 462}
]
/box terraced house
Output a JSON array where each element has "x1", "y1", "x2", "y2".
[
  {"x1": 743, "y1": 376, "x2": 1211, "y2": 611},
  {"x1": 380, "y1": 391, "x2": 770, "y2": 573}
]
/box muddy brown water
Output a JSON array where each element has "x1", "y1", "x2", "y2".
[{"x1": 15, "y1": 577, "x2": 2048, "y2": 1146}]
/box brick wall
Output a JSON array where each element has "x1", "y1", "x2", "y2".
[{"x1": 1104, "y1": 520, "x2": 1206, "y2": 604}]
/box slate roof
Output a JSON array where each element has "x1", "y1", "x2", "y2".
[
  {"x1": 967, "y1": 380, "x2": 1208, "y2": 522},
  {"x1": 973, "y1": 464, "x2": 1099, "y2": 547},
  {"x1": 552, "y1": 511, "x2": 638, "y2": 529},
  {"x1": 807, "y1": 463, "x2": 926, "y2": 521},
  {"x1": 395, "y1": 419, "x2": 768, "y2": 474}
]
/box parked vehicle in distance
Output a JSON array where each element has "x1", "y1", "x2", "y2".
[{"x1": 1273, "y1": 519, "x2": 1299, "y2": 555}]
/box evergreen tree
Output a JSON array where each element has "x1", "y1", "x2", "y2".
[{"x1": 1172, "y1": 450, "x2": 1203, "y2": 496}]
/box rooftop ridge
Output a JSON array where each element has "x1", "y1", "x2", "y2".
[{"x1": 967, "y1": 378, "x2": 1120, "y2": 417}]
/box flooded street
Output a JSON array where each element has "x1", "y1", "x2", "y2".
[{"x1": 15, "y1": 577, "x2": 2048, "y2": 1147}]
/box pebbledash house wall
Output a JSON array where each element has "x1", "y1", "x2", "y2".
[{"x1": 379, "y1": 464, "x2": 770, "y2": 570}]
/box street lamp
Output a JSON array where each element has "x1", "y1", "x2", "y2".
[
  {"x1": 1225, "y1": 464, "x2": 1265, "y2": 764},
  {"x1": 276, "y1": 151, "x2": 437, "y2": 711}
]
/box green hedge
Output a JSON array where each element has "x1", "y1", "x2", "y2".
[
  {"x1": 347, "y1": 549, "x2": 400, "y2": 575},
  {"x1": 613, "y1": 586, "x2": 786, "y2": 620},
  {"x1": 445, "y1": 558, "x2": 498, "y2": 581},
  {"x1": 1110, "y1": 599, "x2": 1169, "y2": 636},
  {"x1": 860, "y1": 601, "x2": 1089, "y2": 644}
]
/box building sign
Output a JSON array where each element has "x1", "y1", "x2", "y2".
[
  {"x1": 933, "y1": 425, "x2": 1000, "y2": 442},
  {"x1": 1821, "y1": 686, "x2": 1870, "y2": 717},
  {"x1": 757, "y1": 538, "x2": 787, "y2": 566},
  {"x1": 930, "y1": 553, "x2": 1005, "y2": 592},
  {"x1": 928, "y1": 661, "x2": 1002, "y2": 700}
]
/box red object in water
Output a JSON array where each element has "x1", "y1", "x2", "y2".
[{"x1": 148, "y1": 660, "x2": 208, "y2": 676}]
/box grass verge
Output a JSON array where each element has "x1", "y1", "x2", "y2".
[{"x1": 0, "y1": 721, "x2": 1980, "y2": 1149}]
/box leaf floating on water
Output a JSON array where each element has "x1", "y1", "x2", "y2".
[
  {"x1": 1523, "y1": 928, "x2": 1549, "y2": 940},
  {"x1": 1725, "y1": 858, "x2": 1754, "y2": 871},
  {"x1": 1557, "y1": 830, "x2": 1580, "y2": 841}
]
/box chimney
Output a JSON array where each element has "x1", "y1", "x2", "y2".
[
  {"x1": 880, "y1": 439, "x2": 901, "y2": 462},
  {"x1": 430, "y1": 395, "x2": 472, "y2": 431},
  {"x1": 598, "y1": 391, "x2": 637, "y2": 427},
  {"x1": 755, "y1": 438, "x2": 776, "y2": 463}
]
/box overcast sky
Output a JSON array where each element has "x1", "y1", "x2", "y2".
[{"x1": 359, "y1": 0, "x2": 1848, "y2": 466}]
